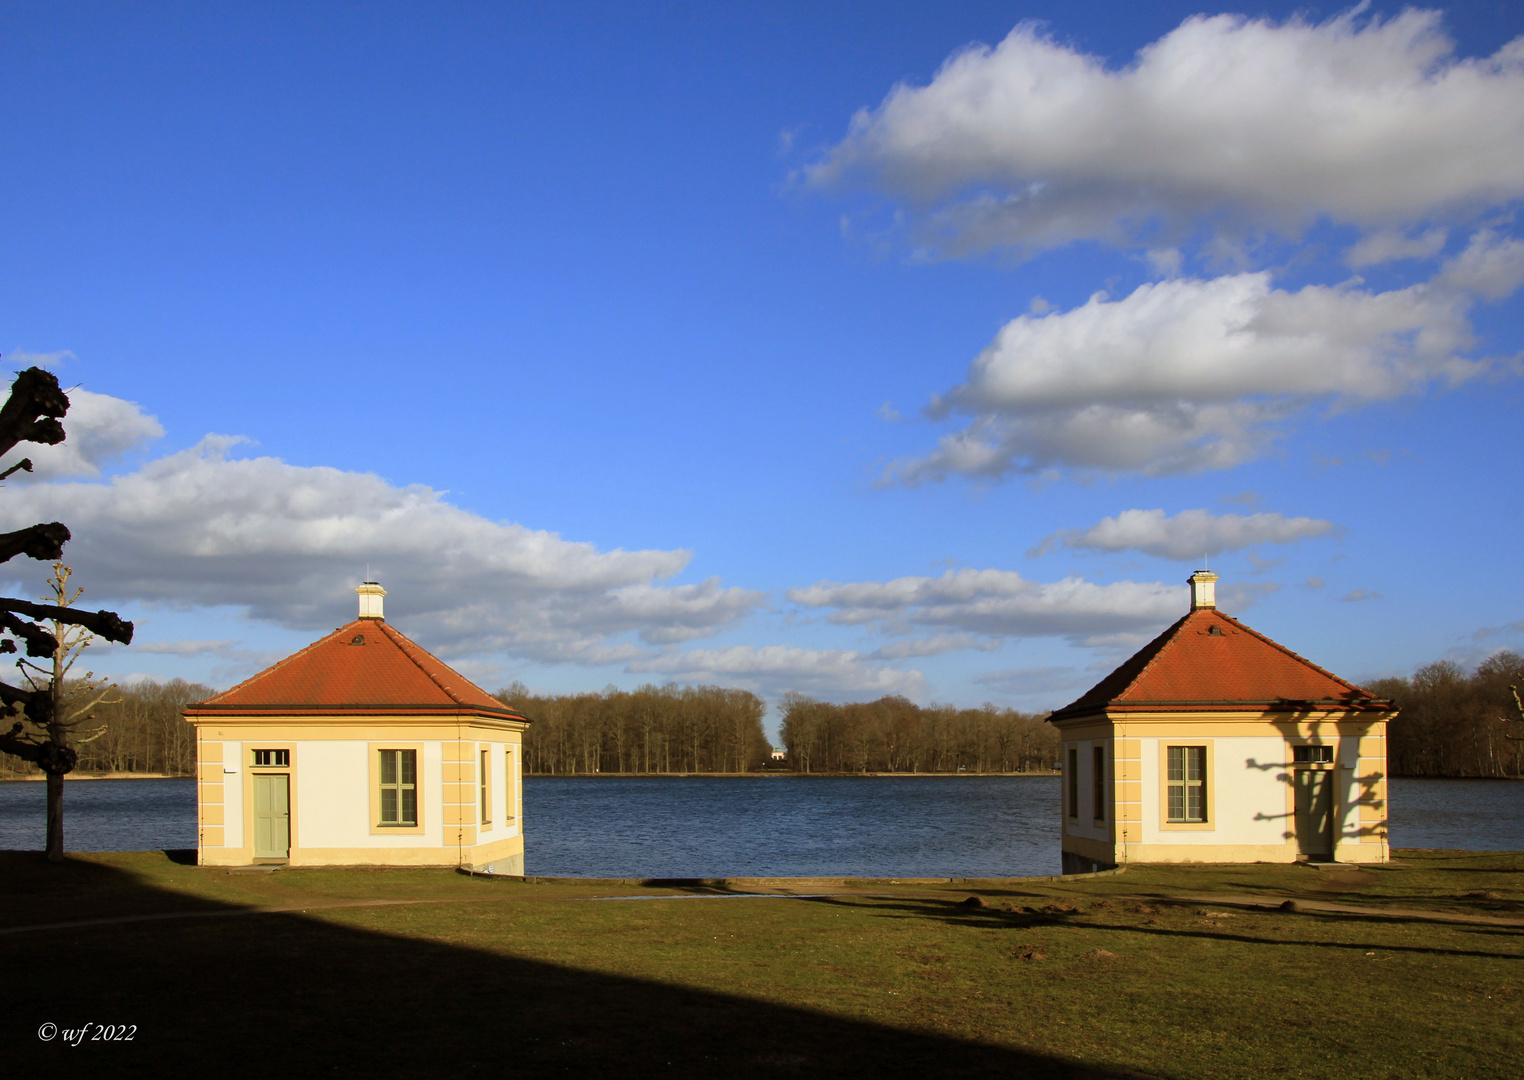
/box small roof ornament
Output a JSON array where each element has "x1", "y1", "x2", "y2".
[
  {"x1": 1188, "y1": 569, "x2": 1218, "y2": 611},
  {"x1": 357, "y1": 580, "x2": 387, "y2": 620}
]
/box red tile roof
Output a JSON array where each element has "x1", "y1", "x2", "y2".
[
  {"x1": 185, "y1": 619, "x2": 526, "y2": 720},
  {"x1": 1050, "y1": 608, "x2": 1389, "y2": 721}
]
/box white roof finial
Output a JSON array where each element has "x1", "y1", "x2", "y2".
[
  {"x1": 1188, "y1": 569, "x2": 1218, "y2": 611},
  {"x1": 357, "y1": 580, "x2": 387, "y2": 620}
]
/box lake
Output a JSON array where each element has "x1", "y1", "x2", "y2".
[{"x1": 0, "y1": 775, "x2": 1520, "y2": 876}]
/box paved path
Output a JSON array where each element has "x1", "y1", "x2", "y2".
[
  {"x1": 4, "y1": 882, "x2": 1520, "y2": 936},
  {"x1": 1161, "y1": 892, "x2": 1524, "y2": 927}
]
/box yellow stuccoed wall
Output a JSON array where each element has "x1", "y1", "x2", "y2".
[
  {"x1": 197, "y1": 739, "x2": 224, "y2": 849},
  {"x1": 1110, "y1": 739, "x2": 1143, "y2": 846},
  {"x1": 191, "y1": 718, "x2": 526, "y2": 872},
  {"x1": 1061, "y1": 710, "x2": 1394, "y2": 870}
]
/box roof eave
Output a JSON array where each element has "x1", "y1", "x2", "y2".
[
  {"x1": 1049, "y1": 698, "x2": 1394, "y2": 724},
  {"x1": 184, "y1": 705, "x2": 530, "y2": 723}
]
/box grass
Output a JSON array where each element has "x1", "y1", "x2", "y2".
[{"x1": 3, "y1": 849, "x2": 1521, "y2": 1079}]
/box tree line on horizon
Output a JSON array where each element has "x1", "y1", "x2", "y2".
[
  {"x1": 495, "y1": 682, "x2": 774, "y2": 774},
  {"x1": 0, "y1": 677, "x2": 211, "y2": 779},
  {"x1": 6, "y1": 653, "x2": 1519, "y2": 781},
  {"x1": 1370, "y1": 651, "x2": 1524, "y2": 778},
  {"x1": 779, "y1": 694, "x2": 1059, "y2": 774}
]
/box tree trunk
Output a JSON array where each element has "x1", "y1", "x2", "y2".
[{"x1": 45, "y1": 766, "x2": 64, "y2": 862}]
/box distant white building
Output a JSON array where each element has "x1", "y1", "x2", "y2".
[
  {"x1": 770, "y1": 747, "x2": 786, "y2": 761},
  {"x1": 1049, "y1": 571, "x2": 1394, "y2": 872}
]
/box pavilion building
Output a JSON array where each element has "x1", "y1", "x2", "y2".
[
  {"x1": 1049, "y1": 571, "x2": 1394, "y2": 872},
  {"x1": 185, "y1": 582, "x2": 530, "y2": 872}
]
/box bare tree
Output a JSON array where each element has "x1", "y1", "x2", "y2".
[
  {"x1": 0, "y1": 367, "x2": 134, "y2": 859},
  {"x1": 17, "y1": 564, "x2": 121, "y2": 858}
]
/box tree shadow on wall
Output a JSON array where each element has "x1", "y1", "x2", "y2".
[{"x1": 2, "y1": 854, "x2": 1139, "y2": 1080}]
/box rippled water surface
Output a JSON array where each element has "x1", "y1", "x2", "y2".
[
  {"x1": 1, "y1": 775, "x2": 1520, "y2": 874},
  {"x1": 525, "y1": 776, "x2": 1063, "y2": 878},
  {"x1": 0, "y1": 778, "x2": 197, "y2": 853},
  {"x1": 1387, "y1": 777, "x2": 1524, "y2": 850}
]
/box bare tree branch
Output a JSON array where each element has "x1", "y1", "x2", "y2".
[
  {"x1": 0, "y1": 457, "x2": 34, "y2": 482},
  {"x1": 0, "y1": 367, "x2": 69, "y2": 460},
  {"x1": 0, "y1": 681, "x2": 49, "y2": 722},
  {"x1": 0, "y1": 522, "x2": 71, "y2": 565},
  {"x1": 0, "y1": 611, "x2": 56, "y2": 656},
  {"x1": 0, "y1": 599, "x2": 133, "y2": 645},
  {"x1": 0, "y1": 369, "x2": 134, "y2": 861},
  {"x1": 0, "y1": 723, "x2": 75, "y2": 772}
]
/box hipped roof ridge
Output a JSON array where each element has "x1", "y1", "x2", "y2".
[
  {"x1": 200, "y1": 622, "x2": 356, "y2": 706},
  {"x1": 191, "y1": 617, "x2": 520, "y2": 717},
  {"x1": 1205, "y1": 610, "x2": 1367, "y2": 698},
  {"x1": 1051, "y1": 607, "x2": 1383, "y2": 721},
  {"x1": 376, "y1": 620, "x2": 472, "y2": 707}
]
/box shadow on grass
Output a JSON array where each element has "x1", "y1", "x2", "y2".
[
  {"x1": 799, "y1": 894, "x2": 1524, "y2": 963},
  {"x1": 2, "y1": 854, "x2": 1135, "y2": 1080}
]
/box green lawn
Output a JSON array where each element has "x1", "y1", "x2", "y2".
[{"x1": 3, "y1": 849, "x2": 1520, "y2": 1079}]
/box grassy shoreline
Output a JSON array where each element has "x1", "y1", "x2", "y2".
[
  {"x1": 5, "y1": 848, "x2": 1519, "y2": 1078},
  {"x1": 0, "y1": 771, "x2": 187, "y2": 782}
]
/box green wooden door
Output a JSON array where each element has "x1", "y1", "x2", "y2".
[
  {"x1": 1293, "y1": 770, "x2": 1333, "y2": 858},
  {"x1": 254, "y1": 774, "x2": 290, "y2": 859}
]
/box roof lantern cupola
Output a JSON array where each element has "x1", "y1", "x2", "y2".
[
  {"x1": 357, "y1": 580, "x2": 387, "y2": 620},
  {"x1": 1188, "y1": 569, "x2": 1218, "y2": 611}
]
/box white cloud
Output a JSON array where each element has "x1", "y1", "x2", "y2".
[
  {"x1": 1032, "y1": 508, "x2": 1339, "y2": 560},
  {"x1": 1341, "y1": 588, "x2": 1383, "y2": 602},
  {"x1": 868, "y1": 633, "x2": 999, "y2": 660},
  {"x1": 1471, "y1": 620, "x2": 1524, "y2": 643},
  {"x1": 0, "y1": 436, "x2": 764, "y2": 663},
  {"x1": 1218, "y1": 580, "x2": 1281, "y2": 611},
  {"x1": 1220, "y1": 491, "x2": 1262, "y2": 508},
  {"x1": 7, "y1": 350, "x2": 76, "y2": 368},
  {"x1": 6, "y1": 389, "x2": 165, "y2": 480},
  {"x1": 1145, "y1": 248, "x2": 1185, "y2": 278},
  {"x1": 808, "y1": 9, "x2": 1524, "y2": 256},
  {"x1": 889, "y1": 263, "x2": 1499, "y2": 482},
  {"x1": 973, "y1": 666, "x2": 1091, "y2": 696},
  {"x1": 1434, "y1": 228, "x2": 1524, "y2": 300},
  {"x1": 788, "y1": 567, "x2": 1182, "y2": 646},
  {"x1": 628, "y1": 644, "x2": 927, "y2": 701},
  {"x1": 127, "y1": 639, "x2": 245, "y2": 658},
  {"x1": 1347, "y1": 228, "x2": 1449, "y2": 267}
]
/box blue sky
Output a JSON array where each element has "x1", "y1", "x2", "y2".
[{"x1": 2, "y1": 1, "x2": 1521, "y2": 735}]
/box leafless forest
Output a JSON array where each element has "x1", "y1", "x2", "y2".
[
  {"x1": 3, "y1": 653, "x2": 1520, "y2": 779},
  {"x1": 0, "y1": 678, "x2": 211, "y2": 779},
  {"x1": 496, "y1": 682, "x2": 774, "y2": 774},
  {"x1": 1371, "y1": 651, "x2": 1524, "y2": 778},
  {"x1": 780, "y1": 694, "x2": 1059, "y2": 774}
]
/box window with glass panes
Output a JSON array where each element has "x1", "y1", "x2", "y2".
[
  {"x1": 1167, "y1": 746, "x2": 1207, "y2": 822},
  {"x1": 378, "y1": 749, "x2": 417, "y2": 826},
  {"x1": 480, "y1": 749, "x2": 491, "y2": 825}
]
